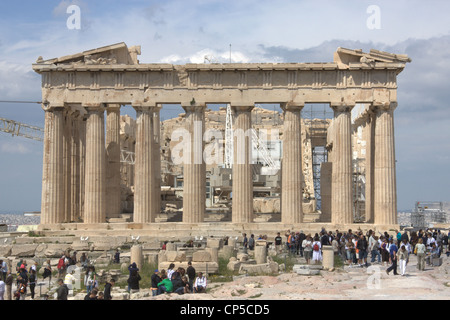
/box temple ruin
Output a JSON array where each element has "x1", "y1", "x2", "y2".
[{"x1": 32, "y1": 42, "x2": 411, "y2": 237}]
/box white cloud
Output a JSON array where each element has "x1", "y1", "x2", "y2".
[{"x1": 0, "y1": 141, "x2": 32, "y2": 154}]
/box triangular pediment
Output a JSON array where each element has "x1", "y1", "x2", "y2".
[
  {"x1": 335, "y1": 47, "x2": 412, "y2": 65},
  {"x1": 35, "y1": 42, "x2": 141, "y2": 66}
]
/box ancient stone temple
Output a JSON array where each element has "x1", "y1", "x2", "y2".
[{"x1": 32, "y1": 42, "x2": 410, "y2": 236}]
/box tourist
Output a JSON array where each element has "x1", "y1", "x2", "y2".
[
  {"x1": 312, "y1": 236, "x2": 322, "y2": 264},
  {"x1": 181, "y1": 275, "x2": 191, "y2": 294},
  {"x1": 426, "y1": 233, "x2": 436, "y2": 250},
  {"x1": 114, "y1": 249, "x2": 120, "y2": 264},
  {"x1": 127, "y1": 262, "x2": 139, "y2": 292},
  {"x1": 331, "y1": 236, "x2": 339, "y2": 256},
  {"x1": 357, "y1": 234, "x2": 369, "y2": 267},
  {"x1": 43, "y1": 259, "x2": 52, "y2": 285},
  {"x1": 249, "y1": 234, "x2": 255, "y2": 251},
  {"x1": 71, "y1": 251, "x2": 77, "y2": 266},
  {"x1": 414, "y1": 238, "x2": 426, "y2": 271},
  {"x1": 57, "y1": 255, "x2": 66, "y2": 278},
  {"x1": 302, "y1": 235, "x2": 313, "y2": 264},
  {"x1": 396, "y1": 230, "x2": 402, "y2": 246},
  {"x1": 16, "y1": 275, "x2": 27, "y2": 300},
  {"x1": 103, "y1": 279, "x2": 115, "y2": 300},
  {"x1": 5, "y1": 271, "x2": 12, "y2": 300},
  {"x1": 398, "y1": 245, "x2": 409, "y2": 276},
  {"x1": 157, "y1": 274, "x2": 173, "y2": 295},
  {"x1": 0, "y1": 259, "x2": 7, "y2": 281},
  {"x1": 386, "y1": 240, "x2": 399, "y2": 276},
  {"x1": 97, "y1": 291, "x2": 104, "y2": 300},
  {"x1": 172, "y1": 272, "x2": 184, "y2": 295},
  {"x1": 85, "y1": 266, "x2": 97, "y2": 294},
  {"x1": 167, "y1": 263, "x2": 176, "y2": 280},
  {"x1": 84, "y1": 288, "x2": 98, "y2": 300},
  {"x1": 275, "y1": 232, "x2": 282, "y2": 254},
  {"x1": 80, "y1": 253, "x2": 89, "y2": 270},
  {"x1": 426, "y1": 243, "x2": 440, "y2": 265},
  {"x1": 186, "y1": 261, "x2": 196, "y2": 293},
  {"x1": 380, "y1": 237, "x2": 390, "y2": 266},
  {"x1": 0, "y1": 278, "x2": 5, "y2": 300},
  {"x1": 56, "y1": 279, "x2": 69, "y2": 300},
  {"x1": 442, "y1": 232, "x2": 449, "y2": 254},
  {"x1": 193, "y1": 272, "x2": 207, "y2": 293},
  {"x1": 242, "y1": 233, "x2": 248, "y2": 251},
  {"x1": 151, "y1": 269, "x2": 162, "y2": 296},
  {"x1": 28, "y1": 269, "x2": 36, "y2": 299},
  {"x1": 64, "y1": 269, "x2": 76, "y2": 290},
  {"x1": 127, "y1": 270, "x2": 141, "y2": 294},
  {"x1": 298, "y1": 231, "x2": 306, "y2": 257},
  {"x1": 345, "y1": 237, "x2": 354, "y2": 266},
  {"x1": 370, "y1": 236, "x2": 381, "y2": 264}
]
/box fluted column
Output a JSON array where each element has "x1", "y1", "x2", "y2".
[
  {"x1": 63, "y1": 108, "x2": 72, "y2": 222},
  {"x1": 83, "y1": 105, "x2": 107, "y2": 224},
  {"x1": 106, "y1": 105, "x2": 122, "y2": 219},
  {"x1": 232, "y1": 105, "x2": 254, "y2": 223},
  {"x1": 331, "y1": 103, "x2": 354, "y2": 225},
  {"x1": 79, "y1": 116, "x2": 87, "y2": 221},
  {"x1": 41, "y1": 105, "x2": 65, "y2": 225},
  {"x1": 182, "y1": 104, "x2": 206, "y2": 223},
  {"x1": 70, "y1": 111, "x2": 81, "y2": 222},
  {"x1": 281, "y1": 103, "x2": 304, "y2": 224},
  {"x1": 374, "y1": 102, "x2": 398, "y2": 225},
  {"x1": 364, "y1": 110, "x2": 376, "y2": 223},
  {"x1": 133, "y1": 105, "x2": 157, "y2": 223},
  {"x1": 153, "y1": 107, "x2": 162, "y2": 217}
]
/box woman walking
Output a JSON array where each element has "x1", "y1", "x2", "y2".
[
  {"x1": 414, "y1": 238, "x2": 426, "y2": 271},
  {"x1": 311, "y1": 236, "x2": 322, "y2": 264}
]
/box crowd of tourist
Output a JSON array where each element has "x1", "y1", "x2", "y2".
[{"x1": 276, "y1": 227, "x2": 449, "y2": 276}]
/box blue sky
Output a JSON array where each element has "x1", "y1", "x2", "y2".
[{"x1": 1, "y1": 0, "x2": 450, "y2": 212}]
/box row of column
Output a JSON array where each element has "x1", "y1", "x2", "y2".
[
  {"x1": 329, "y1": 102, "x2": 398, "y2": 225},
  {"x1": 41, "y1": 101, "x2": 397, "y2": 226}
]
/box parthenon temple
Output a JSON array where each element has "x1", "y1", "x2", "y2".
[{"x1": 32, "y1": 43, "x2": 411, "y2": 237}]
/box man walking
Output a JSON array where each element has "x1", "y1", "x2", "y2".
[{"x1": 386, "y1": 240, "x2": 399, "y2": 275}]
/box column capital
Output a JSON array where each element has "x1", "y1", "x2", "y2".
[
  {"x1": 42, "y1": 101, "x2": 65, "y2": 112},
  {"x1": 132, "y1": 103, "x2": 158, "y2": 113},
  {"x1": 281, "y1": 102, "x2": 304, "y2": 112},
  {"x1": 231, "y1": 105, "x2": 254, "y2": 113},
  {"x1": 83, "y1": 103, "x2": 106, "y2": 113},
  {"x1": 372, "y1": 101, "x2": 397, "y2": 112},
  {"x1": 182, "y1": 103, "x2": 206, "y2": 113},
  {"x1": 106, "y1": 104, "x2": 121, "y2": 111},
  {"x1": 330, "y1": 101, "x2": 355, "y2": 113}
]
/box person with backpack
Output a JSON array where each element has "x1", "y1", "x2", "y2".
[
  {"x1": 312, "y1": 236, "x2": 322, "y2": 264},
  {"x1": 17, "y1": 275, "x2": 27, "y2": 300},
  {"x1": 57, "y1": 255, "x2": 66, "y2": 278}
]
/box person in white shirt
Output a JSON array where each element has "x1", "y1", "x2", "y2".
[
  {"x1": 0, "y1": 279, "x2": 5, "y2": 300},
  {"x1": 193, "y1": 272, "x2": 207, "y2": 293}
]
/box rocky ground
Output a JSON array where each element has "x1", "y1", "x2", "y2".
[
  {"x1": 9, "y1": 251, "x2": 450, "y2": 301},
  {"x1": 145, "y1": 254, "x2": 450, "y2": 300}
]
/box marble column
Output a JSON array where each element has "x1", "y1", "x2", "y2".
[
  {"x1": 153, "y1": 107, "x2": 162, "y2": 217},
  {"x1": 63, "y1": 108, "x2": 72, "y2": 222},
  {"x1": 364, "y1": 110, "x2": 376, "y2": 223},
  {"x1": 83, "y1": 105, "x2": 107, "y2": 224},
  {"x1": 41, "y1": 105, "x2": 65, "y2": 225},
  {"x1": 232, "y1": 105, "x2": 254, "y2": 224},
  {"x1": 281, "y1": 103, "x2": 304, "y2": 224},
  {"x1": 182, "y1": 104, "x2": 206, "y2": 223},
  {"x1": 79, "y1": 116, "x2": 87, "y2": 221},
  {"x1": 331, "y1": 103, "x2": 354, "y2": 225},
  {"x1": 70, "y1": 111, "x2": 81, "y2": 223},
  {"x1": 133, "y1": 105, "x2": 157, "y2": 223},
  {"x1": 106, "y1": 105, "x2": 122, "y2": 219},
  {"x1": 374, "y1": 102, "x2": 398, "y2": 225}
]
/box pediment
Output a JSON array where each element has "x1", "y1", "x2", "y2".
[
  {"x1": 335, "y1": 47, "x2": 411, "y2": 66},
  {"x1": 35, "y1": 42, "x2": 141, "y2": 66}
]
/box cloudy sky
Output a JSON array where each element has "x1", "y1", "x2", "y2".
[{"x1": 0, "y1": 0, "x2": 450, "y2": 213}]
